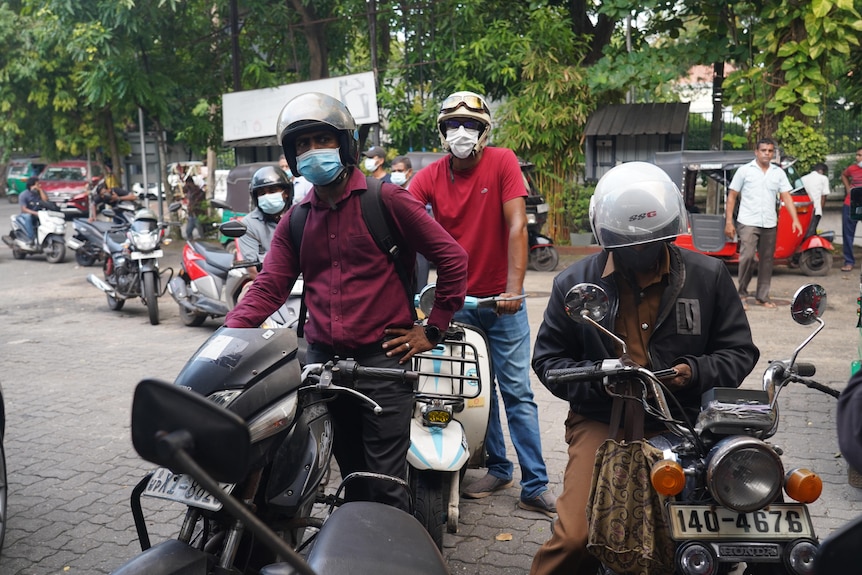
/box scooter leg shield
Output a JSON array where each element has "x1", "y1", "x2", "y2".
[{"x1": 111, "y1": 539, "x2": 212, "y2": 574}]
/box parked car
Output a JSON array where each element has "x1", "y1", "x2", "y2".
[
  {"x1": 5, "y1": 158, "x2": 47, "y2": 203},
  {"x1": 38, "y1": 160, "x2": 102, "y2": 219}
]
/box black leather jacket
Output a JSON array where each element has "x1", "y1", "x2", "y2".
[{"x1": 532, "y1": 244, "x2": 759, "y2": 427}]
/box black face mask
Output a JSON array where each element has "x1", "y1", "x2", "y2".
[{"x1": 612, "y1": 242, "x2": 665, "y2": 274}]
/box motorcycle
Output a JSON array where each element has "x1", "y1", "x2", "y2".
[
  {"x1": 526, "y1": 195, "x2": 559, "y2": 272},
  {"x1": 113, "y1": 326, "x2": 448, "y2": 575},
  {"x1": 2, "y1": 206, "x2": 67, "y2": 263},
  {"x1": 65, "y1": 201, "x2": 139, "y2": 267},
  {"x1": 407, "y1": 285, "x2": 509, "y2": 549},
  {"x1": 675, "y1": 190, "x2": 835, "y2": 277},
  {"x1": 167, "y1": 218, "x2": 303, "y2": 328},
  {"x1": 546, "y1": 282, "x2": 839, "y2": 575},
  {"x1": 86, "y1": 208, "x2": 174, "y2": 326}
]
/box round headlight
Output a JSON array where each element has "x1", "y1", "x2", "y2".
[
  {"x1": 706, "y1": 436, "x2": 783, "y2": 512},
  {"x1": 785, "y1": 538, "x2": 817, "y2": 575},
  {"x1": 675, "y1": 541, "x2": 717, "y2": 575}
]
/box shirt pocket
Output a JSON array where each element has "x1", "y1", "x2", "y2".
[{"x1": 675, "y1": 298, "x2": 701, "y2": 336}]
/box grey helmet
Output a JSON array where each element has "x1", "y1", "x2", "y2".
[
  {"x1": 249, "y1": 166, "x2": 291, "y2": 208},
  {"x1": 276, "y1": 92, "x2": 359, "y2": 176},
  {"x1": 589, "y1": 161, "x2": 688, "y2": 249}
]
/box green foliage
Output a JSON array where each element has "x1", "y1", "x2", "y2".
[
  {"x1": 774, "y1": 116, "x2": 829, "y2": 174},
  {"x1": 561, "y1": 183, "x2": 595, "y2": 236}
]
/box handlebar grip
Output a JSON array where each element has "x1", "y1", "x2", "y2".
[
  {"x1": 354, "y1": 365, "x2": 419, "y2": 384},
  {"x1": 795, "y1": 362, "x2": 816, "y2": 377},
  {"x1": 545, "y1": 365, "x2": 599, "y2": 384}
]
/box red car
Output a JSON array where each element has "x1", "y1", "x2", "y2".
[{"x1": 38, "y1": 160, "x2": 103, "y2": 219}]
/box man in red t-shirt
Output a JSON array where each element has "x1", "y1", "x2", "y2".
[
  {"x1": 841, "y1": 147, "x2": 862, "y2": 271},
  {"x1": 409, "y1": 91, "x2": 556, "y2": 517}
]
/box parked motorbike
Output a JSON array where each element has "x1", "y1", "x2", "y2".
[
  {"x1": 675, "y1": 190, "x2": 835, "y2": 276},
  {"x1": 113, "y1": 326, "x2": 448, "y2": 575},
  {"x1": 546, "y1": 282, "x2": 839, "y2": 575},
  {"x1": 2, "y1": 206, "x2": 67, "y2": 263},
  {"x1": 86, "y1": 208, "x2": 174, "y2": 325},
  {"x1": 65, "y1": 201, "x2": 139, "y2": 267},
  {"x1": 526, "y1": 195, "x2": 559, "y2": 272},
  {"x1": 167, "y1": 218, "x2": 303, "y2": 328},
  {"x1": 407, "y1": 285, "x2": 520, "y2": 548}
]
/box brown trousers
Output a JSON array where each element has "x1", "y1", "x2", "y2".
[{"x1": 530, "y1": 411, "x2": 610, "y2": 575}]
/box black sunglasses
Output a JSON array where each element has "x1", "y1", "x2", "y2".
[{"x1": 442, "y1": 119, "x2": 485, "y2": 132}]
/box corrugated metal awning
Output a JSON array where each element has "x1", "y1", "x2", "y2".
[{"x1": 585, "y1": 103, "x2": 690, "y2": 136}]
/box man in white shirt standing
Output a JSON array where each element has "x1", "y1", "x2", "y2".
[
  {"x1": 724, "y1": 138, "x2": 803, "y2": 309},
  {"x1": 800, "y1": 162, "x2": 830, "y2": 237}
]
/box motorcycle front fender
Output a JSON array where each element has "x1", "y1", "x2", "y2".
[
  {"x1": 111, "y1": 539, "x2": 212, "y2": 575},
  {"x1": 407, "y1": 418, "x2": 469, "y2": 471},
  {"x1": 530, "y1": 234, "x2": 554, "y2": 247}
]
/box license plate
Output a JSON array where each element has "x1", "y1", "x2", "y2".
[
  {"x1": 668, "y1": 504, "x2": 814, "y2": 540},
  {"x1": 142, "y1": 467, "x2": 234, "y2": 511},
  {"x1": 131, "y1": 249, "x2": 163, "y2": 260}
]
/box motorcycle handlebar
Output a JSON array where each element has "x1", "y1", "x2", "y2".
[
  {"x1": 347, "y1": 362, "x2": 419, "y2": 385},
  {"x1": 795, "y1": 362, "x2": 816, "y2": 377},
  {"x1": 545, "y1": 365, "x2": 600, "y2": 384}
]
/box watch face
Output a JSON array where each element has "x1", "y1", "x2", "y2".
[{"x1": 425, "y1": 325, "x2": 441, "y2": 343}]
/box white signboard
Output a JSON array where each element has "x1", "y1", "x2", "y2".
[{"x1": 222, "y1": 72, "x2": 378, "y2": 144}]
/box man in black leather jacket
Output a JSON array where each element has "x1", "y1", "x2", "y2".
[{"x1": 530, "y1": 162, "x2": 760, "y2": 575}]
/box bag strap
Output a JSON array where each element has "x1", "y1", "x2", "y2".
[
  {"x1": 608, "y1": 386, "x2": 645, "y2": 442},
  {"x1": 288, "y1": 203, "x2": 311, "y2": 338}
]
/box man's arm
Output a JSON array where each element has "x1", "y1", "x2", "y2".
[
  {"x1": 724, "y1": 189, "x2": 739, "y2": 239},
  {"x1": 779, "y1": 191, "x2": 803, "y2": 235},
  {"x1": 498, "y1": 197, "x2": 527, "y2": 315}
]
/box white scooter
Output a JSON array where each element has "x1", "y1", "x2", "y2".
[
  {"x1": 408, "y1": 285, "x2": 502, "y2": 549},
  {"x1": 2, "y1": 208, "x2": 67, "y2": 263}
]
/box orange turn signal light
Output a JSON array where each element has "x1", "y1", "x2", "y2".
[
  {"x1": 784, "y1": 468, "x2": 822, "y2": 503},
  {"x1": 651, "y1": 459, "x2": 686, "y2": 496}
]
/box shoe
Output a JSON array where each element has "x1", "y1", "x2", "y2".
[
  {"x1": 842, "y1": 264, "x2": 854, "y2": 272},
  {"x1": 518, "y1": 491, "x2": 557, "y2": 518},
  {"x1": 462, "y1": 473, "x2": 514, "y2": 499}
]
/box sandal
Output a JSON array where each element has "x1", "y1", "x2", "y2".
[
  {"x1": 755, "y1": 299, "x2": 777, "y2": 309},
  {"x1": 842, "y1": 264, "x2": 854, "y2": 272}
]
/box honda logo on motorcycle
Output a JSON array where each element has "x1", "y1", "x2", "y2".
[{"x1": 716, "y1": 542, "x2": 780, "y2": 560}]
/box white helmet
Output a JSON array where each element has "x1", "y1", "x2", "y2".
[
  {"x1": 437, "y1": 91, "x2": 492, "y2": 155},
  {"x1": 590, "y1": 161, "x2": 688, "y2": 249}
]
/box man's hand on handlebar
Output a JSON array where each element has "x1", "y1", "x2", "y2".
[
  {"x1": 495, "y1": 291, "x2": 524, "y2": 315},
  {"x1": 383, "y1": 325, "x2": 435, "y2": 364},
  {"x1": 663, "y1": 363, "x2": 692, "y2": 389}
]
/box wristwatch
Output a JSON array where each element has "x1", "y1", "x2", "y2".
[{"x1": 424, "y1": 324, "x2": 442, "y2": 345}]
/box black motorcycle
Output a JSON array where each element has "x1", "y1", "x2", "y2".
[
  {"x1": 86, "y1": 208, "x2": 173, "y2": 325},
  {"x1": 112, "y1": 326, "x2": 446, "y2": 575},
  {"x1": 526, "y1": 195, "x2": 558, "y2": 272},
  {"x1": 67, "y1": 203, "x2": 138, "y2": 267}
]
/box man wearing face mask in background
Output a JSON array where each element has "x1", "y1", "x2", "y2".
[
  {"x1": 363, "y1": 145, "x2": 391, "y2": 183},
  {"x1": 409, "y1": 90, "x2": 556, "y2": 517},
  {"x1": 226, "y1": 92, "x2": 467, "y2": 510},
  {"x1": 237, "y1": 166, "x2": 292, "y2": 281},
  {"x1": 279, "y1": 153, "x2": 313, "y2": 206},
  {"x1": 529, "y1": 162, "x2": 758, "y2": 574}
]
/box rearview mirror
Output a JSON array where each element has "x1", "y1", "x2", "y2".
[{"x1": 219, "y1": 219, "x2": 248, "y2": 239}]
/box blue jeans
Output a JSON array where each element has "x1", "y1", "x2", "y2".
[
  {"x1": 843, "y1": 204, "x2": 857, "y2": 267},
  {"x1": 16, "y1": 213, "x2": 36, "y2": 242},
  {"x1": 454, "y1": 304, "x2": 549, "y2": 500}
]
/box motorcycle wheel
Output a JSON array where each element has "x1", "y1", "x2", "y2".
[
  {"x1": 411, "y1": 470, "x2": 445, "y2": 551},
  {"x1": 75, "y1": 249, "x2": 98, "y2": 267},
  {"x1": 798, "y1": 248, "x2": 833, "y2": 277},
  {"x1": 0, "y1": 433, "x2": 7, "y2": 552},
  {"x1": 179, "y1": 304, "x2": 207, "y2": 327},
  {"x1": 530, "y1": 246, "x2": 559, "y2": 272},
  {"x1": 143, "y1": 271, "x2": 160, "y2": 325},
  {"x1": 7, "y1": 194, "x2": 17, "y2": 204},
  {"x1": 44, "y1": 238, "x2": 65, "y2": 264},
  {"x1": 11, "y1": 245, "x2": 26, "y2": 260}
]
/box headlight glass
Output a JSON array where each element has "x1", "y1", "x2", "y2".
[
  {"x1": 706, "y1": 436, "x2": 783, "y2": 512},
  {"x1": 208, "y1": 389, "x2": 243, "y2": 408},
  {"x1": 131, "y1": 229, "x2": 160, "y2": 251}
]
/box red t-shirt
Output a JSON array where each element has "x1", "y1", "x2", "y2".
[
  {"x1": 409, "y1": 147, "x2": 526, "y2": 296},
  {"x1": 843, "y1": 163, "x2": 862, "y2": 206}
]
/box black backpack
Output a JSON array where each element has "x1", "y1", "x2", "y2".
[{"x1": 288, "y1": 176, "x2": 416, "y2": 336}]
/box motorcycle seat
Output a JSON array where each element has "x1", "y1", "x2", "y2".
[
  {"x1": 689, "y1": 214, "x2": 729, "y2": 252},
  {"x1": 191, "y1": 241, "x2": 235, "y2": 272}
]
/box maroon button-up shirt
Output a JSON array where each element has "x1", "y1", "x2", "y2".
[{"x1": 225, "y1": 168, "x2": 467, "y2": 350}]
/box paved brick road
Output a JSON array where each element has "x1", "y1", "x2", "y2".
[{"x1": 0, "y1": 199, "x2": 860, "y2": 574}]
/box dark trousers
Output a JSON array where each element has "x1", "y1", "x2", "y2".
[
  {"x1": 306, "y1": 343, "x2": 414, "y2": 511},
  {"x1": 843, "y1": 204, "x2": 857, "y2": 267},
  {"x1": 737, "y1": 223, "x2": 777, "y2": 302}
]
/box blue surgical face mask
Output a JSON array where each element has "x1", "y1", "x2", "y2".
[
  {"x1": 296, "y1": 148, "x2": 345, "y2": 186},
  {"x1": 257, "y1": 193, "x2": 285, "y2": 215}
]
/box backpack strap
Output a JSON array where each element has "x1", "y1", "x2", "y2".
[
  {"x1": 288, "y1": 203, "x2": 311, "y2": 338},
  {"x1": 361, "y1": 177, "x2": 416, "y2": 317}
]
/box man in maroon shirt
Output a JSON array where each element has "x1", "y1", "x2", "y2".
[{"x1": 225, "y1": 92, "x2": 467, "y2": 511}]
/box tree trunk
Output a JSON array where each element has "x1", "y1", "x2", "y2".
[{"x1": 287, "y1": 0, "x2": 329, "y2": 79}]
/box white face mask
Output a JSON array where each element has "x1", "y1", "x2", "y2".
[
  {"x1": 446, "y1": 127, "x2": 480, "y2": 159},
  {"x1": 364, "y1": 157, "x2": 379, "y2": 172},
  {"x1": 390, "y1": 171, "x2": 408, "y2": 186}
]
